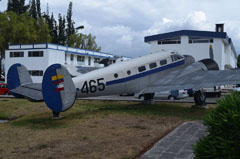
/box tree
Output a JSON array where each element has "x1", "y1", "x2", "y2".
[
  {"x1": 237, "y1": 54, "x2": 240, "y2": 68},
  {"x1": 68, "y1": 33, "x2": 101, "y2": 51},
  {"x1": 0, "y1": 11, "x2": 51, "y2": 72},
  {"x1": 29, "y1": 0, "x2": 37, "y2": 19},
  {"x1": 66, "y1": 1, "x2": 75, "y2": 45},
  {"x1": 58, "y1": 14, "x2": 66, "y2": 45},
  {"x1": 7, "y1": 0, "x2": 29, "y2": 15},
  {"x1": 36, "y1": 0, "x2": 41, "y2": 18}
]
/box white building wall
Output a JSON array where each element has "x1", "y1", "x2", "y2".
[
  {"x1": 148, "y1": 37, "x2": 235, "y2": 70},
  {"x1": 5, "y1": 49, "x2": 49, "y2": 83}
]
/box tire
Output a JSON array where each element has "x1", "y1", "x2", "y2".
[
  {"x1": 4, "y1": 92, "x2": 9, "y2": 95},
  {"x1": 194, "y1": 91, "x2": 206, "y2": 106},
  {"x1": 139, "y1": 95, "x2": 144, "y2": 100},
  {"x1": 168, "y1": 96, "x2": 175, "y2": 101}
]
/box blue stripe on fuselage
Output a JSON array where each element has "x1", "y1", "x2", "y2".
[{"x1": 106, "y1": 59, "x2": 185, "y2": 86}]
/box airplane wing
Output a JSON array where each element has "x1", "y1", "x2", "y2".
[{"x1": 143, "y1": 69, "x2": 240, "y2": 93}]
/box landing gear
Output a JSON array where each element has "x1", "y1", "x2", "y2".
[
  {"x1": 142, "y1": 93, "x2": 155, "y2": 104},
  {"x1": 52, "y1": 111, "x2": 63, "y2": 119},
  {"x1": 193, "y1": 90, "x2": 208, "y2": 108}
]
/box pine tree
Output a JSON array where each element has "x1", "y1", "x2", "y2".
[
  {"x1": 36, "y1": 0, "x2": 41, "y2": 18},
  {"x1": 29, "y1": 0, "x2": 37, "y2": 19},
  {"x1": 7, "y1": 0, "x2": 28, "y2": 15},
  {"x1": 58, "y1": 14, "x2": 66, "y2": 45},
  {"x1": 66, "y1": 1, "x2": 75, "y2": 45}
]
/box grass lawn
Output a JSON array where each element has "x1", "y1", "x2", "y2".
[{"x1": 0, "y1": 98, "x2": 215, "y2": 159}]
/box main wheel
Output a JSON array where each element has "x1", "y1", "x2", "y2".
[
  {"x1": 194, "y1": 90, "x2": 206, "y2": 106},
  {"x1": 144, "y1": 93, "x2": 155, "y2": 101},
  {"x1": 168, "y1": 96, "x2": 175, "y2": 101}
]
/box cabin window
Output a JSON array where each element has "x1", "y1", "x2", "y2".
[
  {"x1": 114, "y1": 73, "x2": 118, "y2": 78},
  {"x1": 138, "y1": 66, "x2": 146, "y2": 72},
  {"x1": 149, "y1": 62, "x2": 157, "y2": 69},
  {"x1": 160, "y1": 59, "x2": 167, "y2": 65},
  {"x1": 28, "y1": 51, "x2": 43, "y2": 57},
  {"x1": 10, "y1": 52, "x2": 24, "y2": 57},
  {"x1": 127, "y1": 70, "x2": 131, "y2": 75},
  {"x1": 29, "y1": 70, "x2": 43, "y2": 76}
]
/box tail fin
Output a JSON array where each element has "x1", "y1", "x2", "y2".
[
  {"x1": 42, "y1": 64, "x2": 76, "y2": 113},
  {"x1": 7, "y1": 63, "x2": 33, "y2": 98},
  {"x1": 7, "y1": 63, "x2": 43, "y2": 101}
]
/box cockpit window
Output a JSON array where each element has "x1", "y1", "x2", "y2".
[
  {"x1": 171, "y1": 54, "x2": 183, "y2": 62},
  {"x1": 160, "y1": 59, "x2": 167, "y2": 65},
  {"x1": 138, "y1": 66, "x2": 146, "y2": 72}
]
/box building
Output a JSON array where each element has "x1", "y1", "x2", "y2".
[
  {"x1": 5, "y1": 43, "x2": 119, "y2": 83},
  {"x1": 144, "y1": 24, "x2": 237, "y2": 70}
]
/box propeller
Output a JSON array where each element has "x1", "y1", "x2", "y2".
[{"x1": 209, "y1": 44, "x2": 214, "y2": 60}]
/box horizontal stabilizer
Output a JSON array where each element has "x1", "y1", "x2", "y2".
[{"x1": 11, "y1": 83, "x2": 43, "y2": 101}]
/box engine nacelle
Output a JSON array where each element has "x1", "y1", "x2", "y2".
[{"x1": 199, "y1": 59, "x2": 219, "y2": 70}]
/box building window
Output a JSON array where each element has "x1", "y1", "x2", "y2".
[
  {"x1": 94, "y1": 58, "x2": 100, "y2": 63},
  {"x1": 77, "y1": 56, "x2": 85, "y2": 62},
  {"x1": 149, "y1": 62, "x2": 157, "y2": 69},
  {"x1": 158, "y1": 37, "x2": 181, "y2": 45},
  {"x1": 71, "y1": 54, "x2": 74, "y2": 61},
  {"x1": 189, "y1": 36, "x2": 214, "y2": 44},
  {"x1": 138, "y1": 66, "x2": 146, "y2": 72},
  {"x1": 160, "y1": 59, "x2": 167, "y2": 65},
  {"x1": 10, "y1": 52, "x2": 24, "y2": 57},
  {"x1": 29, "y1": 70, "x2": 43, "y2": 76},
  {"x1": 28, "y1": 51, "x2": 43, "y2": 57}
]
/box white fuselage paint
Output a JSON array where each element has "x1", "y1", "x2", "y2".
[{"x1": 72, "y1": 51, "x2": 188, "y2": 98}]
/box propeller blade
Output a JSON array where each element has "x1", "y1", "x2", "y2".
[{"x1": 209, "y1": 44, "x2": 214, "y2": 60}]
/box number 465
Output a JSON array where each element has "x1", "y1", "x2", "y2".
[{"x1": 81, "y1": 78, "x2": 105, "y2": 94}]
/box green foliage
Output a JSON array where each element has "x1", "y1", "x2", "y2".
[
  {"x1": 69, "y1": 33, "x2": 101, "y2": 51},
  {"x1": 7, "y1": 0, "x2": 29, "y2": 15},
  {"x1": 0, "y1": 11, "x2": 51, "y2": 57},
  {"x1": 194, "y1": 92, "x2": 240, "y2": 159}
]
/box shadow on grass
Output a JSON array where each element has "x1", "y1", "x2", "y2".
[
  {"x1": 72, "y1": 102, "x2": 210, "y2": 121},
  {"x1": 9, "y1": 102, "x2": 210, "y2": 129}
]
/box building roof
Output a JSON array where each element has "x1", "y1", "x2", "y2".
[
  {"x1": 8, "y1": 43, "x2": 116, "y2": 59},
  {"x1": 144, "y1": 30, "x2": 237, "y2": 57}
]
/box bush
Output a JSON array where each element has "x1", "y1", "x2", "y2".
[{"x1": 194, "y1": 92, "x2": 240, "y2": 159}]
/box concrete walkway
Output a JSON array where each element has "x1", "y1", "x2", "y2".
[{"x1": 141, "y1": 121, "x2": 208, "y2": 159}]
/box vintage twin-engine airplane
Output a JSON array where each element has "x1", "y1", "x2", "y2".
[{"x1": 7, "y1": 50, "x2": 240, "y2": 117}]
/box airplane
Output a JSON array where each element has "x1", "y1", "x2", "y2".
[{"x1": 6, "y1": 49, "x2": 240, "y2": 118}]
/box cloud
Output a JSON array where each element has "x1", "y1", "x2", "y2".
[{"x1": 1, "y1": 0, "x2": 240, "y2": 56}]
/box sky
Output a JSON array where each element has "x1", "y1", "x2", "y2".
[{"x1": 1, "y1": 0, "x2": 240, "y2": 57}]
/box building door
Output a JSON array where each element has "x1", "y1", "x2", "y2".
[{"x1": 88, "y1": 57, "x2": 91, "y2": 66}]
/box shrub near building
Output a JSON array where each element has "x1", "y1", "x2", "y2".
[{"x1": 194, "y1": 92, "x2": 240, "y2": 159}]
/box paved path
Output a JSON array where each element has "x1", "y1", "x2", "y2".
[{"x1": 141, "y1": 121, "x2": 208, "y2": 159}]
